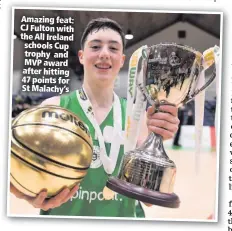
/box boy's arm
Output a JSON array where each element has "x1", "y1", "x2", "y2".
[{"x1": 40, "y1": 96, "x2": 60, "y2": 106}]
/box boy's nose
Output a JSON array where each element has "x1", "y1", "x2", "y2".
[{"x1": 99, "y1": 46, "x2": 110, "y2": 59}]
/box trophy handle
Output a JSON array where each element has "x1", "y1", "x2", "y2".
[
  {"x1": 190, "y1": 71, "x2": 216, "y2": 99},
  {"x1": 186, "y1": 46, "x2": 219, "y2": 102}
]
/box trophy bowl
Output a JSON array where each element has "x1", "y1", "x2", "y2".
[{"x1": 106, "y1": 43, "x2": 218, "y2": 208}]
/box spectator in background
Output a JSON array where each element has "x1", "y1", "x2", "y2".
[
  {"x1": 173, "y1": 105, "x2": 185, "y2": 147},
  {"x1": 12, "y1": 95, "x2": 33, "y2": 118},
  {"x1": 12, "y1": 95, "x2": 24, "y2": 118},
  {"x1": 186, "y1": 101, "x2": 194, "y2": 125}
]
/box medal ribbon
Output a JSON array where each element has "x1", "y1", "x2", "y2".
[
  {"x1": 76, "y1": 87, "x2": 122, "y2": 175},
  {"x1": 194, "y1": 45, "x2": 220, "y2": 173},
  {"x1": 194, "y1": 71, "x2": 205, "y2": 174},
  {"x1": 214, "y1": 45, "x2": 220, "y2": 142},
  {"x1": 124, "y1": 45, "x2": 148, "y2": 152}
]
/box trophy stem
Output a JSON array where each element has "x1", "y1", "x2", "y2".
[
  {"x1": 137, "y1": 132, "x2": 174, "y2": 169},
  {"x1": 138, "y1": 132, "x2": 169, "y2": 160}
]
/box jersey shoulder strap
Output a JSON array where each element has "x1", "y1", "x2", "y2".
[{"x1": 60, "y1": 91, "x2": 76, "y2": 108}]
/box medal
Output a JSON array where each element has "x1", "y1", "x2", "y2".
[
  {"x1": 76, "y1": 87, "x2": 122, "y2": 174},
  {"x1": 103, "y1": 186, "x2": 115, "y2": 200}
]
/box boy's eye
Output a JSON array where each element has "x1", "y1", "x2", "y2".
[
  {"x1": 110, "y1": 47, "x2": 118, "y2": 51},
  {"x1": 90, "y1": 45, "x2": 119, "y2": 51},
  {"x1": 91, "y1": 45, "x2": 100, "y2": 49}
]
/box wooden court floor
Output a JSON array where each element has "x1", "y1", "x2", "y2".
[{"x1": 8, "y1": 149, "x2": 217, "y2": 221}]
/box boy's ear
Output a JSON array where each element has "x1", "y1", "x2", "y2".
[
  {"x1": 78, "y1": 50, "x2": 84, "y2": 65},
  {"x1": 120, "y1": 54, "x2": 126, "y2": 68}
]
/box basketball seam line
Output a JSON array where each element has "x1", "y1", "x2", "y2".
[
  {"x1": 12, "y1": 123, "x2": 93, "y2": 151},
  {"x1": 11, "y1": 125, "x2": 92, "y2": 170},
  {"x1": 11, "y1": 150, "x2": 85, "y2": 180},
  {"x1": 10, "y1": 173, "x2": 37, "y2": 195},
  {"x1": 12, "y1": 130, "x2": 89, "y2": 171}
]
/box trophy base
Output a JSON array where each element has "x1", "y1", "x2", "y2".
[{"x1": 106, "y1": 176, "x2": 180, "y2": 208}]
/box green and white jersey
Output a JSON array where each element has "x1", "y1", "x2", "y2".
[{"x1": 40, "y1": 90, "x2": 145, "y2": 218}]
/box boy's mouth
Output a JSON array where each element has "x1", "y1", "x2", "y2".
[{"x1": 95, "y1": 64, "x2": 112, "y2": 69}]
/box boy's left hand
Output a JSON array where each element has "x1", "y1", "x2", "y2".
[{"x1": 146, "y1": 104, "x2": 180, "y2": 140}]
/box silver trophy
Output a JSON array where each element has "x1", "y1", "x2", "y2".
[{"x1": 106, "y1": 43, "x2": 219, "y2": 208}]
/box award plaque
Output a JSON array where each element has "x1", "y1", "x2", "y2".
[{"x1": 106, "y1": 43, "x2": 219, "y2": 208}]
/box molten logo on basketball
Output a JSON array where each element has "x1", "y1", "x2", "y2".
[{"x1": 42, "y1": 111, "x2": 90, "y2": 136}]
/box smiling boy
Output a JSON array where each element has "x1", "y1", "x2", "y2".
[{"x1": 10, "y1": 18, "x2": 179, "y2": 218}]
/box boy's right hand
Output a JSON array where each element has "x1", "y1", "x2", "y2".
[{"x1": 10, "y1": 183, "x2": 79, "y2": 211}]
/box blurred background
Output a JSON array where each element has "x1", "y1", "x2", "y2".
[
  {"x1": 12, "y1": 9, "x2": 220, "y2": 127},
  {"x1": 10, "y1": 8, "x2": 221, "y2": 220}
]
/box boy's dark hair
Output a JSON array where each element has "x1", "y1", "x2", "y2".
[{"x1": 80, "y1": 18, "x2": 126, "y2": 52}]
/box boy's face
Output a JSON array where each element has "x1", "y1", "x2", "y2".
[{"x1": 78, "y1": 28, "x2": 125, "y2": 86}]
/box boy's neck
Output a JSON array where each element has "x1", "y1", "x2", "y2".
[{"x1": 82, "y1": 81, "x2": 114, "y2": 108}]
